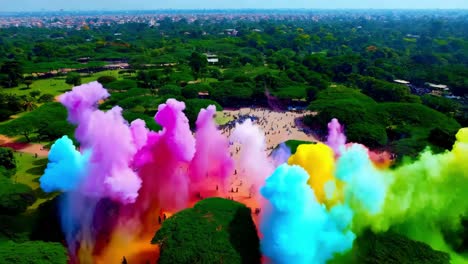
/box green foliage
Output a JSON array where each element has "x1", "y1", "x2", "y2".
[
  {"x1": 153, "y1": 198, "x2": 260, "y2": 264},
  {"x1": 381, "y1": 102, "x2": 461, "y2": 155},
  {"x1": 306, "y1": 86, "x2": 319, "y2": 101},
  {"x1": 0, "y1": 93, "x2": 22, "y2": 121},
  {"x1": 182, "y1": 83, "x2": 210, "y2": 99},
  {"x1": 0, "y1": 148, "x2": 16, "y2": 170},
  {"x1": 0, "y1": 61, "x2": 23, "y2": 88},
  {"x1": 37, "y1": 120, "x2": 75, "y2": 141},
  {"x1": 0, "y1": 241, "x2": 67, "y2": 264},
  {"x1": 305, "y1": 86, "x2": 461, "y2": 155},
  {"x1": 380, "y1": 103, "x2": 460, "y2": 136},
  {"x1": 29, "y1": 90, "x2": 41, "y2": 98},
  {"x1": 38, "y1": 93, "x2": 54, "y2": 103},
  {"x1": 65, "y1": 72, "x2": 81, "y2": 86},
  {"x1": 30, "y1": 196, "x2": 64, "y2": 242},
  {"x1": 184, "y1": 99, "x2": 223, "y2": 129},
  {"x1": 97, "y1": 75, "x2": 117, "y2": 85},
  {"x1": 169, "y1": 70, "x2": 194, "y2": 84},
  {"x1": 210, "y1": 81, "x2": 254, "y2": 106},
  {"x1": 421, "y1": 94, "x2": 460, "y2": 115},
  {"x1": 137, "y1": 70, "x2": 159, "y2": 88},
  {"x1": 117, "y1": 95, "x2": 161, "y2": 111},
  {"x1": 340, "y1": 231, "x2": 451, "y2": 264},
  {"x1": 302, "y1": 71, "x2": 330, "y2": 90},
  {"x1": 346, "y1": 122, "x2": 389, "y2": 147},
  {"x1": 283, "y1": 140, "x2": 315, "y2": 154},
  {"x1": 0, "y1": 177, "x2": 36, "y2": 215},
  {"x1": 23, "y1": 80, "x2": 33, "y2": 89},
  {"x1": 122, "y1": 111, "x2": 161, "y2": 132},
  {"x1": 188, "y1": 52, "x2": 208, "y2": 79},
  {"x1": 159, "y1": 84, "x2": 181, "y2": 97},
  {"x1": 271, "y1": 84, "x2": 307, "y2": 99},
  {"x1": 428, "y1": 127, "x2": 458, "y2": 150},
  {"x1": 0, "y1": 103, "x2": 73, "y2": 142},
  {"x1": 306, "y1": 86, "x2": 386, "y2": 147},
  {"x1": 105, "y1": 79, "x2": 138, "y2": 91},
  {"x1": 353, "y1": 76, "x2": 415, "y2": 103}
]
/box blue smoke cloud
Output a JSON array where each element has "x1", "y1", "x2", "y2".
[
  {"x1": 40, "y1": 136, "x2": 90, "y2": 192},
  {"x1": 260, "y1": 164, "x2": 355, "y2": 264},
  {"x1": 335, "y1": 144, "x2": 387, "y2": 214}
]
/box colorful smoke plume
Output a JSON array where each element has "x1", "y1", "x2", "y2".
[{"x1": 40, "y1": 82, "x2": 468, "y2": 263}]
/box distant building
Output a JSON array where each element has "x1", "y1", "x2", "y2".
[
  {"x1": 406, "y1": 34, "x2": 420, "y2": 38},
  {"x1": 426, "y1": 82, "x2": 450, "y2": 97},
  {"x1": 224, "y1": 29, "x2": 238, "y2": 36},
  {"x1": 426, "y1": 83, "x2": 449, "y2": 91},
  {"x1": 198, "y1": 91, "x2": 210, "y2": 99},
  {"x1": 77, "y1": 57, "x2": 91, "y2": 63},
  {"x1": 204, "y1": 53, "x2": 219, "y2": 64},
  {"x1": 394, "y1": 79, "x2": 410, "y2": 85}
]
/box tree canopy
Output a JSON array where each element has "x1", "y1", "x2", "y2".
[
  {"x1": 0, "y1": 241, "x2": 67, "y2": 264},
  {"x1": 152, "y1": 198, "x2": 261, "y2": 264}
]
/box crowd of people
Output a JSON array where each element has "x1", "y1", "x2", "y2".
[{"x1": 210, "y1": 107, "x2": 318, "y2": 216}]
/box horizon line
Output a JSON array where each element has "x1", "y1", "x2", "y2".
[{"x1": 2, "y1": 8, "x2": 468, "y2": 13}]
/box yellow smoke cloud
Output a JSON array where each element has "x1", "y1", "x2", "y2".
[{"x1": 287, "y1": 143, "x2": 340, "y2": 204}]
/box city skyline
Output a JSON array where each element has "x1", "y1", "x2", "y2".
[{"x1": 2, "y1": 0, "x2": 468, "y2": 12}]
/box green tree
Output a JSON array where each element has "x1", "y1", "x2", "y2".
[
  {"x1": 337, "y1": 230, "x2": 450, "y2": 264},
  {"x1": 152, "y1": 198, "x2": 260, "y2": 264},
  {"x1": 182, "y1": 83, "x2": 210, "y2": 99},
  {"x1": 38, "y1": 94, "x2": 54, "y2": 103},
  {"x1": 0, "y1": 148, "x2": 16, "y2": 170},
  {"x1": 97, "y1": 75, "x2": 117, "y2": 85},
  {"x1": 158, "y1": 84, "x2": 181, "y2": 97},
  {"x1": 105, "y1": 80, "x2": 138, "y2": 91},
  {"x1": 23, "y1": 79, "x2": 33, "y2": 89},
  {"x1": 0, "y1": 61, "x2": 23, "y2": 88},
  {"x1": 184, "y1": 99, "x2": 223, "y2": 128},
  {"x1": 188, "y1": 52, "x2": 207, "y2": 79},
  {"x1": 421, "y1": 94, "x2": 460, "y2": 115},
  {"x1": 354, "y1": 76, "x2": 416, "y2": 103},
  {"x1": 305, "y1": 86, "x2": 388, "y2": 147},
  {"x1": 0, "y1": 103, "x2": 70, "y2": 142},
  {"x1": 65, "y1": 72, "x2": 81, "y2": 86},
  {"x1": 29, "y1": 90, "x2": 41, "y2": 98},
  {"x1": 20, "y1": 95, "x2": 37, "y2": 112},
  {"x1": 0, "y1": 177, "x2": 36, "y2": 215}
]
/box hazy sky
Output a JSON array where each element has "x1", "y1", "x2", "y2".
[{"x1": 1, "y1": 0, "x2": 468, "y2": 11}]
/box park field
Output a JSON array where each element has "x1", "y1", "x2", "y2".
[{"x1": 5, "y1": 70, "x2": 123, "y2": 97}]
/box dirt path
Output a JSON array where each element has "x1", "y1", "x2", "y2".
[{"x1": 0, "y1": 135, "x2": 49, "y2": 157}]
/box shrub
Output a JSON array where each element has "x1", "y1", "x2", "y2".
[
  {"x1": 97, "y1": 75, "x2": 117, "y2": 85},
  {"x1": 153, "y1": 198, "x2": 260, "y2": 264}
]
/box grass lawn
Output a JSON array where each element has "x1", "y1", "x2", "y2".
[
  {"x1": 215, "y1": 112, "x2": 233, "y2": 125},
  {"x1": 81, "y1": 70, "x2": 123, "y2": 83},
  {"x1": 3, "y1": 70, "x2": 123, "y2": 97},
  {"x1": 12, "y1": 153, "x2": 47, "y2": 189},
  {"x1": 4, "y1": 78, "x2": 72, "y2": 97},
  {"x1": 12, "y1": 152, "x2": 54, "y2": 210}
]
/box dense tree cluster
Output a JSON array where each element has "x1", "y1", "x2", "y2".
[
  {"x1": 304, "y1": 86, "x2": 460, "y2": 156},
  {"x1": 332, "y1": 230, "x2": 451, "y2": 264},
  {"x1": 152, "y1": 198, "x2": 261, "y2": 264},
  {"x1": 0, "y1": 103, "x2": 74, "y2": 142}
]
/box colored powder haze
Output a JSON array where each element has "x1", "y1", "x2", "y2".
[{"x1": 40, "y1": 82, "x2": 468, "y2": 263}]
